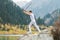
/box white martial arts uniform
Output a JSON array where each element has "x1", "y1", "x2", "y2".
[{"x1": 28, "y1": 13, "x2": 41, "y2": 33}]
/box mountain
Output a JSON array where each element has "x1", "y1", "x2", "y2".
[
  {"x1": 43, "y1": 9, "x2": 60, "y2": 26},
  {"x1": 0, "y1": 0, "x2": 30, "y2": 25},
  {"x1": 43, "y1": 14, "x2": 54, "y2": 26}
]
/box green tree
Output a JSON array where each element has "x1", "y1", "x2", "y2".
[
  {"x1": 0, "y1": 0, "x2": 30, "y2": 25},
  {"x1": 36, "y1": 17, "x2": 44, "y2": 25}
]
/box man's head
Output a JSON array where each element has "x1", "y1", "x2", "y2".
[
  {"x1": 23, "y1": 10, "x2": 32, "y2": 14},
  {"x1": 29, "y1": 10, "x2": 32, "y2": 13}
]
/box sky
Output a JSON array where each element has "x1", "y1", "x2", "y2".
[
  {"x1": 25, "y1": 0, "x2": 60, "y2": 18},
  {"x1": 12, "y1": 0, "x2": 60, "y2": 18}
]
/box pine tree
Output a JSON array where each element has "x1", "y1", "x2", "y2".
[{"x1": 0, "y1": 0, "x2": 30, "y2": 25}]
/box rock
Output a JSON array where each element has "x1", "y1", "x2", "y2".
[{"x1": 18, "y1": 32, "x2": 53, "y2": 40}]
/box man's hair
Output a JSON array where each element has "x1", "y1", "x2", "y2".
[{"x1": 29, "y1": 10, "x2": 32, "y2": 13}]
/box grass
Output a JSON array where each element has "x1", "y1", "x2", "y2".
[
  {"x1": 0, "y1": 23, "x2": 49, "y2": 40},
  {"x1": 0, "y1": 36, "x2": 19, "y2": 40}
]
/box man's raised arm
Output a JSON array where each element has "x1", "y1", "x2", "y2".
[{"x1": 23, "y1": 10, "x2": 30, "y2": 15}]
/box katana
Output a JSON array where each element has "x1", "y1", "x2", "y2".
[{"x1": 24, "y1": 2, "x2": 32, "y2": 10}]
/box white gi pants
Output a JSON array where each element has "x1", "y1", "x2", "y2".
[{"x1": 28, "y1": 21, "x2": 41, "y2": 32}]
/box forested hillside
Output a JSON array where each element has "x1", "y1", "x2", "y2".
[{"x1": 0, "y1": 0, "x2": 30, "y2": 25}]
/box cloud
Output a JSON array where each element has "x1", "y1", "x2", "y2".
[
  {"x1": 12, "y1": 0, "x2": 21, "y2": 3},
  {"x1": 12, "y1": 0, "x2": 31, "y2": 8},
  {"x1": 23, "y1": 0, "x2": 31, "y2": 2}
]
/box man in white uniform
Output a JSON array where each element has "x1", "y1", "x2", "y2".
[{"x1": 23, "y1": 10, "x2": 41, "y2": 33}]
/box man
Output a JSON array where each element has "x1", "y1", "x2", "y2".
[{"x1": 23, "y1": 10, "x2": 41, "y2": 34}]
